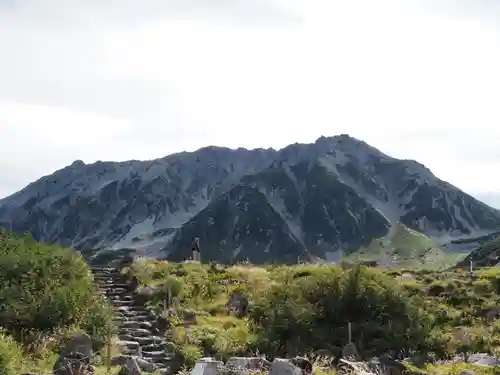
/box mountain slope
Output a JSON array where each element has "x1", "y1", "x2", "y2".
[
  {"x1": 455, "y1": 232, "x2": 500, "y2": 269},
  {"x1": 1, "y1": 134, "x2": 499, "y2": 264}
]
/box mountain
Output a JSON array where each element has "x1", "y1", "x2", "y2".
[
  {"x1": 455, "y1": 232, "x2": 500, "y2": 269},
  {"x1": 1, "y1": 134, "x2": 499, "y2": 264},
  {"x1": 475, "y1": 193, "x2": 500, "y2": 210}
]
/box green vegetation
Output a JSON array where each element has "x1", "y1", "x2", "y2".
[
  {"x1": 2, "y1": 225, "x2": 500, "y2": 375},
  {"x1": 0, "y1": 229, "x2": 116, "y2": 374},
  {"x1": 346, "y1": 224, "x2": 466, "y2": 269},
  {"x1": 123, "y1": 258, "x2": 500, "y2": 373}
]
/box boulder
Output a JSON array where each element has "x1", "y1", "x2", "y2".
[
  {"x1": 117, "y1": 356, "x2": 142, "y2": 375},
  {"x1": 270, "y1": 359, "x2": 302, "y2": 375},
  {"x1": 59, "y1": 333, "x2": 93, "y2": 359},
  {"x1": 153, "y1": 315, "x2": 171, "y2": 336},
  {"x1": 191, "y1": 358, "x2": 225, "y2": 375},
  {"x1": 135, "y1": 286, "x2": 156, "y2": 304},
  {"x1": 226, "y1": 293, "x2": 249, "y2": 318},
  {"x1": 289, "y1": 357, "x2": 313, "y2": 375},
  {"x1": 53, "y1": 352, "x2": 94, "y2": 375}
]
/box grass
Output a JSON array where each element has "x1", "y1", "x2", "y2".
[
  {"x1": 346, "y1": 223, "x2": 466, "y2": 269},
  {"x1": 121, "y1": 258, "x2": 500, "y2": 373}
]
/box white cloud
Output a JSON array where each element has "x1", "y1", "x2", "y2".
[{"x1": 1, "y1": 0, "x2": 500, "y2": 199}]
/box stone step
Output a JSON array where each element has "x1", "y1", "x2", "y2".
[
  {"x1": 122, "y1": 321, "x2": 154, "y2": 330},
  {"x1": 141, "y1": 344, "x2": 165, "y2": 353},
  {"x1": 145, "y1": 357, "x2": 174, "y2": 367},
  {"x1": 117, "y1": 310, "x2": 152, "y2": 317},
  {"x1": 106, "y1": 289, "x2": 130, "y2": 296},
  {"x1": 135, "y1": 336, "x2": 166, "y2": 346},
  {"x1": 120, "y1": 328, "x2": 153, "y2": 338},
  {"x1": 116, "y1": 340, "x2": 140, "y2": 350},
  {"x1": 110, "y1": 295, "x2": 134, "y2": 302},
  {"x1": 142, "y1": 350, "x2": 168, "y2": 359},
  {"x1": 113, "y1": 299, "x2": 136, "y2": 307}
]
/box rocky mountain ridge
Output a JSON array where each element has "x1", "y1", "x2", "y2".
[{"x1": 1, "y1": 134, "x2": 499, "y2": 263}]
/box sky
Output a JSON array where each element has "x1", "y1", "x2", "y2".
[{"x1": 0, "y1": 0, "x2": 499, "y2": 207}]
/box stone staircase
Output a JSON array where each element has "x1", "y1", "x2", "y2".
[{"x1": 91, "y1": 266, "x2": 174, "y2": 374}]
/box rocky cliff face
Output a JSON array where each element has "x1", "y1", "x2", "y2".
[{"x1": 1, "y1": 134, "x2": 499, "y2": 263}]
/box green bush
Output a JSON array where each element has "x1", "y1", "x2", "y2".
[
  {"x1": 250, "y1": 265, "x2": 434, "y2": 357},
  {"x1": 0, "y1": 229, "x2": 115, "y2": 351},
  {"x1": 0, "y1": 329, "x2": 22, "y2": 375}
]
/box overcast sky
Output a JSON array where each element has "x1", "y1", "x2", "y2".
[{"x1": 1, "y1": 0, "x2": 500, "y2": 207}]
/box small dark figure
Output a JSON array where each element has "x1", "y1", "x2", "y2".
[{"x1": 191, "y1": 237, "x2": 201, "y2": 262}]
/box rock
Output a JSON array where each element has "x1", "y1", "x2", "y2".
[
  {"x1": 136, "y1": 286, "x2": 156, "y2": 304},
  {"x1": 127, "y1": 275, "x2": 140, "y2": 293},
  {"x1": 226, "y1": 357, "x2": 271, "y2": 372},
  {"x1": 191, "y1": 358, "x2": 225, "y2": 375},
  {"x1": 467, "y1": 353, "x2": 500, "y2": 367},
  {"x1": 136, "y1": 357, "x2": 158, "y2": 372},
  {"x1": 174, "y1": 308, "x2": 197, "y2": 324},
  {"x1": 482, "y1": 307, "x2": 500, "y2": 320},
  {"x1": 226, "y1": 293, "x2": 249, "y2": 318},
  {"x1": 270, "y1": 359, "x2": 302, "y2": 375},
  {"x1": 153, "y1": 315, "x2": 170, "y2": 336},
  {"x1": 117, "y1": 356, "x2": 142, "y2": 375},
  {"x1": 377, "y1": 356, "x2": 407, "y2": 375},
  {"x1": 289, "y1": 357, "x2": 313, "y2": 375},
  {"x1": 59, "y1": 333, "x2": 93, "y2": 359},
  {"x1": 111, "y1": 355, "x2": 128, "y2": 366},
  {"x1": 53, "y1": 333, "x2": 94, "y2": 375},
  {"x1": 459, "y1": 371, "x2": 475, "y2": 375},
  {"x1": 342, "y1": 343, "x2": 361, "y2": 361},
  {"x1": 53, "y1": 352, "x2": 93, "y2": 375}
]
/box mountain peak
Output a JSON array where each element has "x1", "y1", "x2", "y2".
[{"x1": 0, "y1": 135, "x2": 499, "y2": 264}]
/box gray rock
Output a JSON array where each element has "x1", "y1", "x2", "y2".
[
  {"x1": 226, "y1": 293, "x2": 249, "y2": 318},
  {"x1": 467, "y1": 353, "x2": 500, "y2": 366},
  {"x1": 269, "y1": 359, "x2": 302, "y2": 375},
  {"x1": 226, "y1": 357, "x2": 271, "y2": 372},
  {"x1": 136, "y1": 286, "x2": 156, "y2": 304},
  {"x1": 192, "y1": 358, "x2": 225, "y2": 375},
  {"x1": 59, "y1": 333, "x2": 93, "y2": 359},
  {"x1": 289, "y1": 357, "x2": 312, "y2": 375},
  {"x1": 117, "y1": 356, "x2": 142, "y2": 375},
  {"x1": 53, "y1": 352, "x2": 93, "y2": 375},
  {"x1": 136, "y1": 357, "x2": 158, "y2": 373}
]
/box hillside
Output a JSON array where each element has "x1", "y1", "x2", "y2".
[
  {"x1": 1, "y1": 134, "x2": 499, "y2": 264},
  {"x1": 456, "y1": 235, "x2": 500, "y2": 269},
  {"x1": 119, "y1": 258, "x2": 500, "y2": 374}
]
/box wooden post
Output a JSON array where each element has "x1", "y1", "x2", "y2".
[{"x1": 348, "y1": 322, "x2": 352, "y2": 343}]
